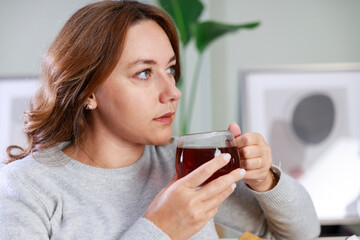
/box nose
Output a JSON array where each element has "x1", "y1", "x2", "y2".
[{"x1": 159, "y1": 75, "x2": 182, "y2": 103}]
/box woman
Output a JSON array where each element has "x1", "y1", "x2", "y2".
[{"x1": 0, "y1": 1, "x2": 320, "y2": 239}]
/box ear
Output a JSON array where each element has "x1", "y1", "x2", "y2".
[{"x1": 84, "y1": 93, "x2": 97, "y2": 110}]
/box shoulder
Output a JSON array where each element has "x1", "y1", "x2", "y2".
[
  {"x1": 0, "y1": 155, "x2": 46, "y2": 206},
  {"x1": 0, "y1": 155, "x2": 55, "y2": 203},
  {"x1": 0, "y1": 154, "x2": 41, "y2": 181},
  {"x1": 0, "y1": 143, "x2": 70, "y2": 196},
  {"x1": 0, "y1": 154, "x2": 56, "y2": 227},
  {"x1": 0, "y1": 142, "x2": 69, "y2": 179}
]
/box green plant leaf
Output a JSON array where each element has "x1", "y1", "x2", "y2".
[
  {"x1": 191, "y1": 21, "x2": 260, "y2": 53},
  {"x1": 158, "y1": 0, "x2": 203, "y2": 46}
]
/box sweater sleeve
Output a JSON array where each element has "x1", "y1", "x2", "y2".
[
  {"x1": 120, "y1": 218, "x2": 171, "y2": 240},
  {"x1": 215, "y1": 166, "x2": 321, "y2": 240}
]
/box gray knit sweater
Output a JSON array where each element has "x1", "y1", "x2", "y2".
[{"x1": 0, "y1": 140, "x2": 320, "y2": 239}]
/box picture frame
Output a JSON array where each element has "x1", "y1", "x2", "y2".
[
  {"x1": 0, "y1": 77, "x2": 39, "y2": 165},
  {"x1": 239, "y1": 64, "x2": 360, "y2": 225}
]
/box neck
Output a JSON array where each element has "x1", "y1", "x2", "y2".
[{"x1": 63, "y1": 130, "x2": 145, "y2": 169}]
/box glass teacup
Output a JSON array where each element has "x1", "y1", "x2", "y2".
[{"x1": 175, "y1": 130, "x2": 240, "y2": 185}]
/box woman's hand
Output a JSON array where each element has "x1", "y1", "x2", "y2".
[
  {"x1": 228, "y1": 122, "x2": 276, "y2": 192},
  {"x1": 143, "y1": 153, "x2": 245, "y2": 240}
]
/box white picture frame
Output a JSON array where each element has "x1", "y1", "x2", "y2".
[
  {"x1": 0, "y1": 77, "x2": 40, "y2": 166},
  {"x1": 239, "y1": 64, "x2": 360, "y2": 225}
]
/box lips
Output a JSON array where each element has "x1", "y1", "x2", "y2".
[{"x1": 154, "y1": 112, "x2": 175, "y2": 124}]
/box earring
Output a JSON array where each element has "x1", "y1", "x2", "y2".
[{"x1": 86, "y1": 104, "x2": 94, "y2": 110}]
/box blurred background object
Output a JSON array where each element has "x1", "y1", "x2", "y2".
[{"x1": 239, "y1": 65, "x2": 360, "y2": 237}]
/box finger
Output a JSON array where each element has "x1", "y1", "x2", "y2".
[
  {"x1": 239, "y1": 145, "x2": 262, "y2": 159},
  {"x1": 228, "y1": 122, "x2": 241, "y2": 138},
  {"x1": 235, "y1": 133, "x2": 262, "y2": 148},
  {"x1": 199, "y1": 168, "x2": 245, "y2": 201},
  {"x1": 203, "y1": 183, "x2": 237, "y2": 212},
  {"x1": 241, "y1": 157, "x2": 263, "y2": 170},
  {"x1": 182, "y1": 153, "x2": 231, "y2": 188},
  {"x1": 243, "y1": 168, "x2": 269, "y2": 182}
]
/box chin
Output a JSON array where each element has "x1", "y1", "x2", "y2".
[{"x1": 151, "y1": 128, "x2": 173, "y2": 145}]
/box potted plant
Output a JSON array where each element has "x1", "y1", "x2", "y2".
[{"x1": 158, "y1": 0, "x2": 260, "y2": 134}]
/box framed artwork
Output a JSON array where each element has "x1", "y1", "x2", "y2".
[
  {"x1": 239, "y1": 64, "x2": 360, "y2": 225},
  {"x1": 0, "y1": 77, "x2": 39, "y2": 166}
]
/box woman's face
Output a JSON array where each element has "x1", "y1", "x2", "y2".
[{"x1": 92, "y1": 20, "x2": 181, "y2": 146}]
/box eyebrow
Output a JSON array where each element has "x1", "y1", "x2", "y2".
[{"x1": 127, "y1": 55, "x2": 176, "y2": 67}]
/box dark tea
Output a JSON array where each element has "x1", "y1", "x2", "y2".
[{"x1": 175, "y1": 146, "x2": 240, "y2": 185}]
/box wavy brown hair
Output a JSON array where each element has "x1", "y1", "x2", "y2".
[{"x1": 6, "y1": 0, "x2": 180, "y2": 163}]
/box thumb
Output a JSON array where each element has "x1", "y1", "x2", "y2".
[{"x1": 228, "y1": 122, "x2": 241, "y2": 138}]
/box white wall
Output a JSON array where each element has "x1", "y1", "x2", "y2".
[
  {"x1": 209, "y1": 0, "x2": 360, "y2": 130},
  {"x1": 0, "y1": 0, "x2": 100, "y2": 77}
]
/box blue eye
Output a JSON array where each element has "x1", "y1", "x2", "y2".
[
  {"x1": 166, "y1": 65, "x2": 176, "y2": 77},
  {"x1": 136, "y1": 69, "x2": 151, "y2": 80}
]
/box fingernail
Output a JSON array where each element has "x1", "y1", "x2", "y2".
[
  {"x1": 231, "y1": 183, "x2": 237, "y2": 190},
  {"x1": 223, "y1": 153, "x2": 231, "y2": 162},
  {"x1": 238, "y1": 168, "x2": 246, "y2": 177}
]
